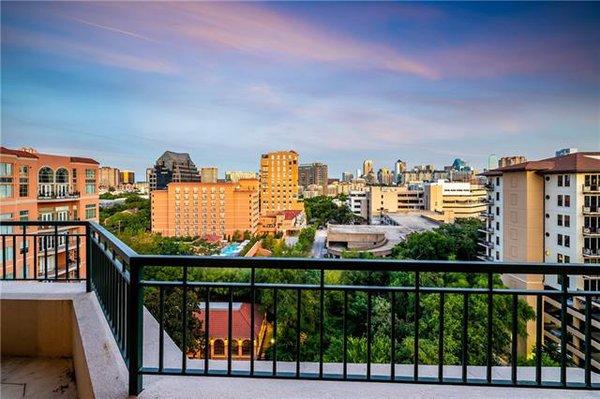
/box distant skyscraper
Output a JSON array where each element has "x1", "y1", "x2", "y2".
[
  {"x1": 362, "y1": 160, "x2": 374, "y2": 177},
  {"x1": 342, "y1": 171, "x2": 354, "y2": 182},
  {"x1": 298, "y1": 162, "x2": 328, "y2": 188},
  {"x1": 120, "y1": 170, "x2": 135, "y2": 185},
  {"x1": 451, "y1": 158, "x2": 471, "y2": 171},
  {"x1": 377, "y1": 167, "x2": 394, "y2": 186},
  {"x1": 356, "y1": 168, "x2": 362, "y2": 180},
  {"x1": 148, "y1": 151, "x2": 200, "y2": 191},
  {"x1": 99, "y1": 166, "x2": 120, "y2": 189},
  {"x1": 394, "y1": 160, "x2": 407, "y2": 184},
  {"x1": 487, "y1": 154, "x2": 499, "y2": 170},
  {"x1": 200, "y1": 167, "x2": 218, "y2": 183}
]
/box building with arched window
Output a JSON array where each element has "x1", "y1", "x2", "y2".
[
  {"x1": 193, "y1": 302, "x2": 268, "y2": 360},
  {"x1": 0, "y1": 146, "x2": 99, "y2": 279}
]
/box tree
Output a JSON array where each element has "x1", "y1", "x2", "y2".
[{"x1": 303, "y1": 196, "x2": 356, "y2": 227}]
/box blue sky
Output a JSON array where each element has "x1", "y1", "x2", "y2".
[{"x1": 2, "y1": 1, "x2": 599, "y2": 179}]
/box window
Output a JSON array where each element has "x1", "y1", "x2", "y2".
[
  {"x1": 72, "y1": 169, "x2": 77, "y2": 184},
  {"x1": 85, "y1": 204, "x2": 96, "y2": 219},
  {"x1": 564, "y1": 215, "x2": 570, "y2": 227},
  {"x1": 496, "y1": 206, "x2": 500, "y2": 216},
  {"x1": 496, "y1": 192, "x2": 500, "y2": 201},
  {"x1": 557, "y1": 215, "x2": 563, "y2": 226},
  {"x1": 496, "y1": 177, "x2": 500, "y2": 186},
  {"x1": 557, "y1": 195, "x2": 563, "y2": 206},
  {"x1": 558, "y1": 175, "x2": 563, "y2": 187},
  {"x1": 85, "y1": 169, "x2": 96, "y2": 194},
  {"x1": 19, "y1": 210, "x2": 28, "y2": 221},
  {"x1": 564, "y1": 235, "x2": 570, "y2": 247},
  {"x1": 0, "y1": 163, "x2": 13, "y2": 177},
  {"x1": 241, "y1": 340, "x2": 252, "y2": 356},
  {"x1": 55, "y1": 168, "x2": 69, "y2": 183},
  {"x1": 564, "y1": 195, "x2": 570, "y2": 207},
  {"x1": 38, "y1": 167, "x2": 54, "y2": 183},
  {"x1": 0, "y1": 213, "x2": 13, "y2": 262},
  {"x1": 564, "y1": 255, "x2": 570, "y2": 263},
  {"x1": 564, "y1": 175, "x2": 570, "y2": 187},
  {"x1": 557, "y1": 234, "x2": 563, "y2": 246},
  {"x1": 557, "y1": 253, "x2": 563, "y2": 263},
  {"x1": 19, "y1": 166, "x2": 28, "y2": 197},
  {"x1": 0, "y1": 182, "x2": 12, "y2": 198},
  {"x1": 213, "y1": 339, "x2": 225, "y2": 356}
]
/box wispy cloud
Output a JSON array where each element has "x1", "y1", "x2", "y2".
[
  {"x1": 2, "y1": 27, "x2": 178, "y2": 74},
  {"x1": 68, "y1": 16, "x2": 160, "y2": 44}
]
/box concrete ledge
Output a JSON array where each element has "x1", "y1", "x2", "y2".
[{"x1": 1, "y1": 282, "x2": 128, "y2": 399}]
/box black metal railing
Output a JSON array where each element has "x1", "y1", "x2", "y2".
[{"x1": 1, "y1": 220, "x2": 599, "y2": 395}]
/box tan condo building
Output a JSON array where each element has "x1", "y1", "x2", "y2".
[
  {"x1": 480, "y1": 151, "x2": 600, "y2": 371},
  {"x1": 151, "y1": 179, "x2": 259, "y2": 239},
  {"x1": 259, "y1": 150, "x2": 302, "y2": 215}
]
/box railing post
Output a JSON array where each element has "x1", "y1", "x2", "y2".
[
  {"x1": 85, "y1": 223, "x2": 92, "y2": 292},
  {"x1": 128, "y1": 256, "x2": 143, "y2": 396}
]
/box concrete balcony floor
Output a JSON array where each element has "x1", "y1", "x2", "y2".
[
  {"x1": 1, "y1": 357, "x2": 76, "y2": 398},
  {"x1": 1, "y1": 281, "x2": 599, "y2": 399}
]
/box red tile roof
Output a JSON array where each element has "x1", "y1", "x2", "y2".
[
  {"x1": 195, "y1": 302, "x2": 264, "y2": 339},
  {"x1": 481, "y1": 152, "x2": 600, "y2": 176},
  {"x1": 0, "y1": 146, "x2": 38, "y2": 159},
  {"x1": 70, "y1": 156, "x2": 99, "y2": 165}
]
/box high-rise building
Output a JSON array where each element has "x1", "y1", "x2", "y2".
[
  {"x1": 394, "y1": 160, "x2": 407, "y2": 184},
  {"x1": 362, "y1": 160, "x2": 374, "y2": 177},
  {"x1": 120, "y1": 170, "x2": 135, "y2": 185},
  {"x1": 498, "y1": 156, "x2": 526, "y2": 168},
  {"x1": 225, "y1": 171, "x2": 258, "y2": 182},
  {"x1": 451, "y1": 158, "x2": 471, "y2": 171},
  {"x1": 368, "y1": 186, "x2": 424, "y2": 222},
  {"x1": 377, "y1": 167, "x2": 394, "y2": 186},
  {"x1": 201, "y1": 167, "x2": 218, "y2": 183},
  {"x1": 99, "y1": 166, "x2": 120, "y2": 189},
  {"x1": 0, "y1": 146, "x2": 99, "y2": 279},
  {"x1": 259, "y1": 150, "x2": 302, "y2": 215},
  {"x1": 479, "y1": 151, "x2": 600, "y2": 367},
  {"x1": 148, "y1": 151, "x2": 200, "y2": 191},
  {"x1": 341, "y1": 172, "x2": 354, "y2": 182},
  {"x1": 298, "y1": 162, "x2": 328, "y2": 188},
  {"x1": 151, "y1": 179, "x2": 259, "y2": 238},
  {"x1": 486, "y1": 154, "x2": 499, "y2": 171}
]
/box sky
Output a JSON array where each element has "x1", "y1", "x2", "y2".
[{"x1": 1, "y1": 1, "x2": 599, "y2": 179}]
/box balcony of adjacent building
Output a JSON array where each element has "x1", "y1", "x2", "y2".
[
  {"x1": 583, "y1": 226, "x2": 600, "y2": 237},
  {"x1": 1, "y1": 220, "x2": 599, "y2": 398},
  {"x1": 583, "y1": 184, "x2": 600, "y2": 194},
  {"x1": 583, "y1": 248, "x2": 600, "y2": 259},
  {"x1": 37, "y1": 183, "x2": 80, "y2": 202},
  {"x1": 583, "y1": 206, "x2": 600, "y2": 215}
]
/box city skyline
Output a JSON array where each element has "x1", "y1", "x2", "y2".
[{"x1": 2, "y1": 2, "x2": 599, "y2": 178}]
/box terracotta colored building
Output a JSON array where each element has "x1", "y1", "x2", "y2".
[
  {"x1": 258, "y1": 209, "x2": 306, "y2": 236},
  {"x1": 193, "y1": 302, "x2": 268, "y2": 360},
  {"x1": 151, "y1": 179, "x2": 260, "y2": 238},
  {"x1": 0, "y1": 146, "x2": 99, "y2": 279}
]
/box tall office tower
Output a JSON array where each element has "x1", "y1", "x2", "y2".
[
  {"x1": 451, "y1": 158, "x2": 472, "y2": 172},
  {"x1": 362, "y1": 160, "x2": 374, "y2": 177},
  {"x1": 341, "y1": 172, "x2": 354, "y2": 182},
  {"x1": 201, "y1": 167, "x2": 218, "y2": 183},
  {"x1": 498, "y1": 156, "x2": 526, "y2": 168},
  {"x1": 120, "y1": 170, "x2": 135, "y2": 185},
  {"x1": 487, "y1": 154, "x2": 499, "y2": 171},
  {"x1": 298, "y1": 162, "x2": 328, "y2": 188},
  {"x1": 479, "y1": 151, "x2": 600, "y2": 367},
  {"x1": 151, "y1": 179, "x2": 259, "y2": 239},
  {"x1": 259, "y1": 150, "x2": 302, "y2": 215},
  {"x1": 0, "y1": 146, "x2": 99, "y2": 279},
  {"x1": 225, "y1": 171, "x2": 258, "y2": 182},
  {"x1": 148, "y1": 151, "x2": 200, "y2": 191},
  {"x1": 394, "y1": 160, "x2": 407, "y2": 184},
  {"x1": 99, "y1": 166, "x2": 120, "y2": 189},
  {"x1": 377, "y1": 167, "x2": 394, "y2": 186}
]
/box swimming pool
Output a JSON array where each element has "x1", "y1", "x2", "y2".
[{"x1": 218, "y1": 240, "x2": 249, "y2": 256}]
